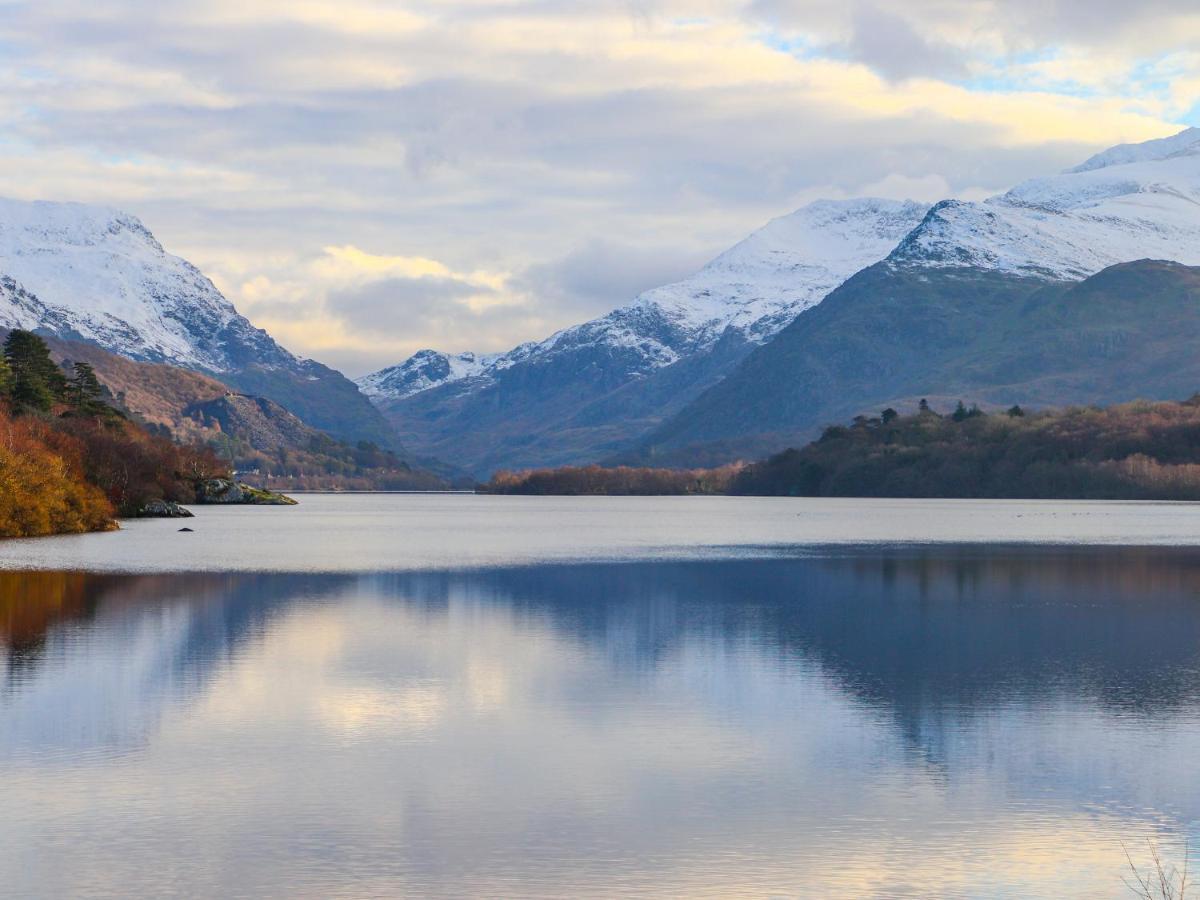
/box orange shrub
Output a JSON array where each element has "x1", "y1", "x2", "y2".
[{"x1": 0, "y1": 408, "x2": 115, "y2": 537}]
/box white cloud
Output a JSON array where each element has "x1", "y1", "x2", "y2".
[{"x1": 0, "y1": 0, "x2": 1194, "y2": 375}]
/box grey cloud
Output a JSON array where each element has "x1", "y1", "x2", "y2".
[
  {"x1": 845, "y1": 4, "x2": 969, "y2": 81},
  {"x1": 749, "y1": 0, "x2": 1200, "y2": 55},
  {"x1": 327, "y1": 276, "x2": 489, "y2": 335},
  {"x1": 517, "y1": 239, "x2": 711, "y2": 319}
]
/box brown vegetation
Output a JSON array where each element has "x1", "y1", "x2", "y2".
[
  {"x1": 482, "y1": 395, "x2": 1200, "y2": 500},
  {"x1": 732, "y1": 397, "x2": 1200, "y2": 499},
  {"x1": 0, "y1": 407, "x2": 115, "y2": 536},
  {"x1": 482, "y1": 463, "x2": 744, "y2": 495},
  {"x1": 46, "y1": 337, "x2": 445, "y2": 491},
  {"x1": 0, "y1": 329, "x2": 234, "y2": 537}
]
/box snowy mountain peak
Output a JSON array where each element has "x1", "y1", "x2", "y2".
[
  {"x1": 0, "y1": 197, "x2": 163, "y2": 253},
  {"x1": 0, "y1": 196, "x2": 287, "y2": 371},
  {"x1": 632, "y1": 197, "x2": 929, "y2": 339},
  {"x1": 356, "y1": 349, "x2": 500, "y2": 400},
  {"x1": 359, "y1": 197, "x2": 930, "y2": 403},
  {"x1": 1068, "y1": 127, "x2": 1200, "y2": 174},
  {"x1": 888, "y1": 127, "x2": 1200, "y2": 280}
]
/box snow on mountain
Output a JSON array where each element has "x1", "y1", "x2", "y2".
[
  {"x1": 889, "y1": 127, "x2": 1200, "y2": 279},
  {"x1": 0, "y1": 197, "x2": 289, "y2": 371},
  {"x1": 356, "y1": 349, "x2": 502, "y2": 400},
  {"x1": 359, "y1": 198, "x2": 930, "y2": 401},
  {"x1": 0, "y1": 197, "x2": 408, "y2": 449}
]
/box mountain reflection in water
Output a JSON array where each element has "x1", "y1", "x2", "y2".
[{"x1": 3, "y1": 547, "x2": 1199, "y2": 897}]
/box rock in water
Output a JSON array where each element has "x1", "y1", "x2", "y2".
[
  {"x1": 137, "y1": 499, "x2": 195, "y2": 518},
  {"x1": 195, "y1": 477, "x2": 297, "y2": 505}
]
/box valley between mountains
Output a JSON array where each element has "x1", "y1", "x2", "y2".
[{"x1": 7, "y1": 127, "x2": 1200, "y2": 486}]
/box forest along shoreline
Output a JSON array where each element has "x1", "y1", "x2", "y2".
[
  {"x1": 0, "y1": 329, "x2": 293, "y2": 539},
  {"x1": 479, "y1": 395, "x2": 1200, "y2": 499}
]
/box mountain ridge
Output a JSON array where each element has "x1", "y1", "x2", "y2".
[
  {"x1": 360, "y1": 198, "x2": 931, "y2": 475},
  {"x1": 0, "y1": 197, "x2": 399, "y2": 449},
  {"x1": 372, "y1": 127, "x2": 1200, "y2": 475},
  {"x1": 634, "y1": 258, "x2": 1200, "y2": 463}
]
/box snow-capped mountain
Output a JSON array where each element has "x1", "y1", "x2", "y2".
[
  {"x1": 638, "y1": 126, "x2": 1200, "y2": 463},
  {"x1": 365, "y1": 126, "x2": 1200, "y2": 475},
  {"x1": 357, "y1": 349, "x2": 503, "y2": 401},
  {"x1": 358, "y1": 198, "x2": 930, "y2": 401},
  {"x1": 0, "y1": 198, "x2": 286, "y2": 371},
  {"x1": 0, "y1": 197, "x2": 399, "y2": 448},
  {"x1": 889, "y1": 127, "x2": 1200, "y2": 278}
]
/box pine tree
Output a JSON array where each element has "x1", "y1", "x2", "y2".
[
  {"x1": 881, "y1": 407, "x2": 898, "y2": 424},
  {"x1": 3, "y1": 330, "x2": 66, "y2": 413},
  {"x1": 0, "y1": 353, "x2": 11, "y2": 398},
  {"x1": 68, "y1": 362, "x2": 107, "y2": 416}
]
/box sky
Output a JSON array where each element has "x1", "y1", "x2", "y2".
[{"x1": 0, "y1": 1, "x2": 1198, "y2": 376}]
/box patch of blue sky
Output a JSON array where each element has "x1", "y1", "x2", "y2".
[
  {"x1": 753, "y1": 30, "x2": 839, "y2": 63},
  {"x1": 951, "y1": 49, "x2": 1105, "y2": 98}
]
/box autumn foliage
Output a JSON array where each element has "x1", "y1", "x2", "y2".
[
  {"x1": 0, "y1": 329, "x2": 230, "y2": 537},
  {"x1": 731, "y1": 397, "x2": 1200, "y2": 499},
  {"x1": 482, "y1": 463, "x2": 744, "y2": 495},
  {"x1": 0, "y1": 407, "x2": 114, "y2": 536}
]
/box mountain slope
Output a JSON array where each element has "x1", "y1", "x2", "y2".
[
  {"x1": 0, "y1": 199, "x2": 395, "y2": 448},
  {"x1": 637, "y1": 128, "x2": 1200, "y2": 462},
  {"x1": 30, "y1": 334, "x2": 450, "y2": 490},
  {"x1": 364, "y1": 198, "x2": 930, "y2": 475},
  {"x1": 365, "y1": 128, "x2": 1200, "y2": 476},
  {"x1": 889, "y1": 127, "x2": 1200, "y2": 279},
  {"x1": 637, "y1": 260, "x2": 1200, "y2": 462}
]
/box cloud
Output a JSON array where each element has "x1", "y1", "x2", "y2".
[
  {"x1": 845, "y1": 4, "x2": 969, "y2": 82},
  {"x1": 328, "y1": 276, "x2": 490, "y2": 335},
  {"x1": 0, "y1": 1, "x2": 1193, "y2": 377},
  {"x1": 516, "y1": 239, "x2": 711, "y2": 318}
]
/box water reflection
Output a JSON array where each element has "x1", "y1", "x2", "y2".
[{"x1": 2, "y1": 549, "x2": 1200, "y2": 897}]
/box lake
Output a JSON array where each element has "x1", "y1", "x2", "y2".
[{"x1": 2, "y1": 495, "x2": 1199, "y2": 898}]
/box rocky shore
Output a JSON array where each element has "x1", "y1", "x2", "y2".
[{"x1": 136, "y1": 479, "x2": 297, "y2": 518}]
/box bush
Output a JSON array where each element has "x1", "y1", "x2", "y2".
[{"x1": 0, "y1": 408, "x2": 114, "y2": 536}]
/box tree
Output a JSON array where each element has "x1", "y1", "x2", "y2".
[
  {"x1": 4, "y1": 330, "x2": 66, "y2": 413},
  {"x1": 0, "y1": 353, "x2": 11, "y2": 397},
  {"x1": 1007, "y1": 404, "x2": 1025, "y2": 418},
  {"x1": 881, "y1": 407, "x2": 899, "y2": 424},
  {"x1": 952, "y1": 401, "x2": 984, "y2": 422},
  {"x1": 67, "y1": 362, "x2": 107, "y2": 416}
]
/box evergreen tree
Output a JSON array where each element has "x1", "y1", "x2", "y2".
[
  {"x1": 952, "y1": 400, "x2": 969, "y2": 422},
  {"x1": 881, "y1": 407, "x2": 898, "y2": 424},
  {"x1": 0, "y1": 353, "x2": 11, "y2": 398},
  {"x1": 68, "y1": 362, "x2": 107, "y2": 416},
  {"x1": 3, "y1": 330, "x2": 66, "y2": 413},
  {"x1": 1007, "y1": 404, "x2": 1025, "y2": 418}
]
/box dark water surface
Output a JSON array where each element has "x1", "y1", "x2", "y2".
[{"x1": 3, "y1": 498, "x2": 1200, "y2": 897}]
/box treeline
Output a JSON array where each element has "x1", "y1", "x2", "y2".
[
  {"x1": 732, "y1": 398, "x2": 1200, "y2": 499},
  {"x1": 482, "y1": 463, "x2": 744, "y2": 496},
  {"x1": 0, "y1": 330, "x2": 228, "y2": 537},
  {"x1": 481, "y1": 396, "x2": 1200, "y2": 500}
]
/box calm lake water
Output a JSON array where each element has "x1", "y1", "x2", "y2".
[{"x1": 2, "y1": 496, "x2": 1200, "y2": 898}]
